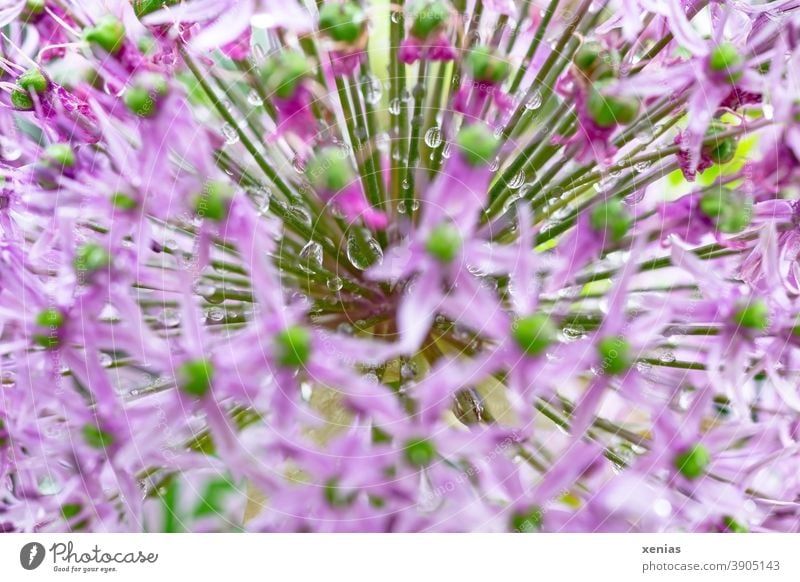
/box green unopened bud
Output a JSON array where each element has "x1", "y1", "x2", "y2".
[
  {"x1": 60, "y1": 503, "x2": 89, "y2": 530},
  {"x1": 110, "y1": 192, "x2": 137, "y2": 210},
  {"x1": 74, "y1": 243, "x2": 110, "y2": 273},
  {"x1": 587, "y1": 85, "x2": 639, "y2": 128},
  {"x1": 465, "y1": 45, "x2": 511, "y2": 84},
  {"x1": 324, "y1": 478, "x2": 357, "y2": 507},
  {"x1": 85, "y1": 16, "x2": 125, "y2": 55},
  {"x1": 699, "y1": 191, "x2": 751, "y2": 233},
  {"x1": 733, "y1": 299, "x2": 769, "y2": 331},
  {"x1": 457, "y1": 124, "x2": 500, "y2": 166},
  {"x1": 597, "y1": 336, "x2": 632, "y2": 375},
  {"x1": 574, "y1": 42, "x2": 604, "y2": 73},
  {"x1": 590, "y1": 198, "x2": 631, "y2": 242},
  {"x1": 511, "y1": 505, "x2": 543, "y2": 532},
  {"x1": 318, "y1": 1, "x2": 366, "y2": 44},
  {"x1": 43, "y1": 143, "x2": 76, "y2": 169},
  {"x1": 33, "y1": 308, "x2": 65, "y2": 349},
  {"x1": 512, "y1": 313, "x2": 557, "y2": 356},
  {"x1": 404, "y1": 438, "x2": 436, "y2": 467},
  {"x1": 410, "y1": 0, "x2": 449, "y2": 39},
  {"x1": 425, "y1": 223, "x2": 462, "y2": 263},
  {"x1": 178, "y1": 359, "x2": 214, "y2": 398},
  {"x1": 23, "y1": 0, "x2": 45, "y2": 16},
  {"x1": 195, "y1": 180, "x2": 234, "y2": 222},
  {"x1": 723, "y1": 516, "x2": 748, "y2": 533},
  {"x1": 133, "y1": 0, "x2": 180, "y2": 18},
  {"x1": 17, "y1": 67, "x2": 48, "y2": 94},
  {"x1": 10, "y1": 89, "x2": 34, "y2": 110},
  {"x1": 306, "y1": 148, "x2": 353, "y2": 192},
  {"x1": 124, "y1": 73, "x2": 168, "y2": 117},
  {"x1": 709, "y1": 42, "x2": 743, "y2": 83},
  {"x1": 275, "y1": 325, "x2": 312, "y2": 367},
  {"x1": 82, "y1": 424, "x2": 115, "y2": 449},
  {"x1": 702, "y1": 129, "x2": 737, "y2": 165},
  {"x1": 262, "y1": 51, "x2": 312, "y2": 99},
  {"x1": 674, "y1": 443, "x2": 710, "y2": 479}
]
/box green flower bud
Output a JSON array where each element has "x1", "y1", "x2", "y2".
[
  {"x1": 587, "y1": 85, "x2": 639, "y2": 128},
  {"x1": 590, "y1": 198, "x2": 631, "y2": 242},
  {"x1": 306, "y1": 148, "x2": 353, "y2": 192},
  {"x1": 512, "y1": 313, "x2": 557, "y2": 356},
  {"x1": 324, "y1": 478, "x2": 358, "y2": 507},
  {"x1": 74, "y1": 243, "x2": 110, "y2": 274},
  {"x1": 124, "y1": 73, "x2": 168, "y2": 117},
  {"x1": 733, "y1": 299, "x2": 769, "y2": 331},
  {"x1": 60, "y1": 503, "x2": 89, "y2": 530},
  {"x1": 275, "y1": 325, "x2": 312, "y2": 367},
  {"x1": 17, "y1": 67, "x2": 48, "y2": 94},
  {"x1": 425, "y1": 223, "x2": 462, "y2": 263},
  {"x1": 699, "y1": 191, "x2": 751, "y2": 233},
  {"x1": 318, "y1": 2, "x2": 366, "y2": 44},
  {"x1": 465, "y1": 45, "x2": 511, "y2": 84},
  {"x1": 704, "y1": 136, "x2": 737, "y2": 165},
  {"x1": 110, "y1": 192, "x2": 137, "y2": 210},
  {"x1": 133, "y1": 0, "x2": 180, "y2": 18},
  {"x1": 673, "y1": 443, "x2": 710, "y2": 479},
  {"x1": 23, "y1": 0, "x2": 45, "y2": 16},
  {"x1": 409, "y1": 0, "x2": 449, "y2": 39},
  {"x1": 85, "y1": 16, "x2": 126, "y2": 55},
  {"x1": 722, "y1": 516, "x2": 748, "y2": 533},
  {"x1": 510, "y1": 505, "x2": 543, "y2": 532},
  {"x1": 457, "y1": 124, "x2": 500, "y2": 166},
  {"x1": 574, "y1": 42, "x2": 604, "y2": 73},
  {"x1": 195, "y1": 180, "x2": 234, "y2": 222},
  {"x1": 33, "y1": 308, "x2": 65, "y2": 349},
  {"x1": 709, "y1": 42, "x2": 743, "y2": 83},
  {"x1": 43, "y1": 143, "x2": 76, "y2": 169},
  {"x1": 178, "y1": 359, "x2": 214, "y2": 398},
  {"x1": 10, "y1": 89, "x2": 34, "y2": 110},
  {"x1": 261, "y1": 51, "x2": 313, "y2": 100},
  {"x1": 597, "y1": 336, "x2": 632, "y2": 375},
  {"x1": 404, "y1": 438, "x2": 436, "y2": 467},
  {"x1": 82, "y1": 424, "x2": 115, "y2": 449}
]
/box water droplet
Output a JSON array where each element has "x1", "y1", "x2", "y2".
[
  {"x1": 397, "y1": 200, "x2": 407, "y2": 214},
  {"x1": 327, "y1": 277, "x2": 343, "y2": 291},
  {"x1": 99, "y1": 353, "x2": 114, "y2": 368},
  {"x1": 633, "y1": 159, "x2": 652, "y2": 173},
  {"x1": 247, "y1": 90, "x2": 263, "y2": 107},
  {"x1": 424, "y1": 126, "x2": 442, "y2": 148},
  {"x1": 221, "y1": 123, "x2": 239, "y2": 144},
  {"x1": 401, "y1": 179, "x2": 410, "y2": 190},
  {"x1": 390, "y1": 10, "x2": 402, "y2": 23},
  {"x1": 489, "y1": 157, "x2": 500, "y2": 172},
  {"x1": 299, "y1": 240, "x2": 323, "y2": 271},
  {"x1": 441, "y1": 141, "x2": 452, "y2": 159},
  {"x1": 525, "y1": 90, "x2": 542, "y2": 110},
  {"x1": 207, "y1": 307, "x2": 225, "y2": 322},
  {"x1": 98, "y1": 302, "x2": 121, "y2": 322},
  {"x1": 157, "y1": 308, "x2": 181, "y2": 328},
  {"x1": 562, "y1": 326, "x2": 585, "y2": 342},
  {"x1": 508, "y1": 171, "x2": 526, "y2": 190},
  {"x1": 346, "y1": 231, "x2": 383, "y2": 270},
  {"x1": 292, "y1": 155, "x2": 306, "y2": 174},
  {"x1": 360, "y1": 74, "x2": 382, "y2": 105},
  {"x1": 389, "y1": 98, "x2": 401, "y2": 115}
]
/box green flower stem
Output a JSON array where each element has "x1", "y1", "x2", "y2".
[
  {"x1": 421, "y1": 61, "x2": 449, "y2": 175},
  {"x1": 499, "y1": 0, "x2": 594, "y2": 142},
  {"x1": 403, "y1": 59, "x2": 428, "y2": 217},
  {"x1": 389, "y1": 0, "x2": 408, "y2": 218},
  {"x1": 233, "y1": 60, "x2": 278, "y2": 120},
  {"x1": 507, "y1": 0, "x2": 559, "y2": 95}
]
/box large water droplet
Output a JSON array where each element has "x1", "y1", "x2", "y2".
[
  {"x1": 525, "y1": 89, "x2": 542, "y2": 110},
  {"x1": 360, "y1": 74, "x2": 382, "y2": 105},
  {"x1": 299, "y1": 240, "x2": 323, "y2": 271},
  {"x1": 346, "y1": 231, "x2": 383, "y2": 270},
  {"x1": 389, "y1": 98, "x2": 401, "y2": 115},
  {"x1": 221, "y1": 124, "x2": 239, "y2": 144},
  {"x1": 424, "y1": 126, "x2": 443, "y2": 148},
  {"x1": 508, "y1": 171, "x2": 526, "y2": 190},
  {"x1": 327, "y1": 277, "x2": 343, "y2": 291}
]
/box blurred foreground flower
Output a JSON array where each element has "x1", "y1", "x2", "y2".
[{"x1": 1, "y1": 0, "x2": 800, "y2": 532}]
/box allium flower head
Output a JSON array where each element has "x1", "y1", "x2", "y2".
[{"x1": 1, "y1": 0, "x2": 800, "y2": 534}]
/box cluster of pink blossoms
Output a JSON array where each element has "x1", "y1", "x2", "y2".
[{"x1": 1, "y1": 0, "x2": 800, "y2": 532}]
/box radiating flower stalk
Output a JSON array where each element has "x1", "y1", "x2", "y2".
[{"x1": 1, "y1": 0, "x2": 800, "y2": 533}]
